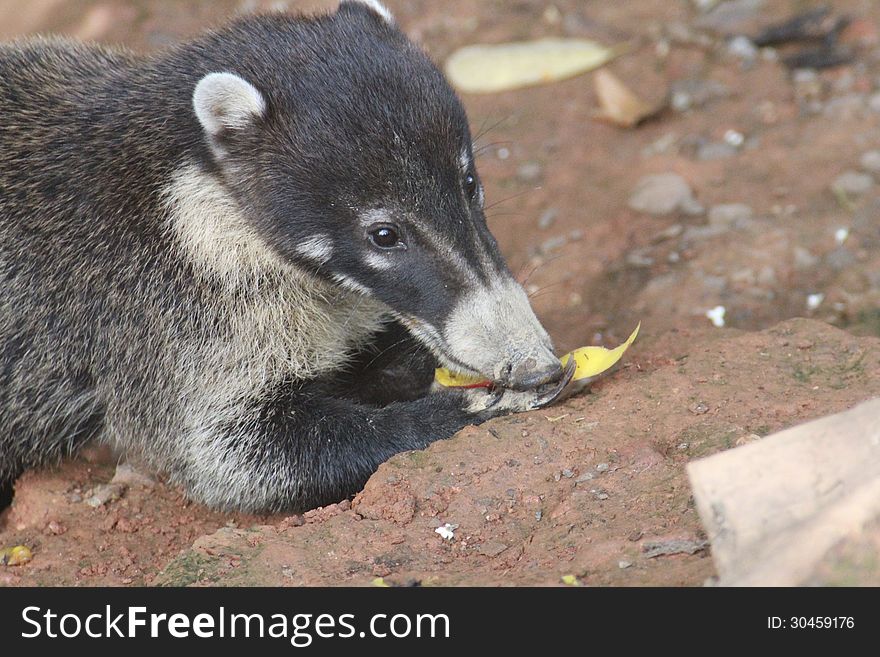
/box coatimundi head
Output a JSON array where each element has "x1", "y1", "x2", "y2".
[{"x1": 190, "y1": 0, "x2": 564, "y2": 391}]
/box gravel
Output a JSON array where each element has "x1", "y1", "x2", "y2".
[
  {"x1": 860, "y1": 150, "x2": 880, "y2": 173},
  {"x1": 537, "y1": 207, "x2": 558, "y2": 229},
  {"x1": 642, "y1": 539, "x2": 710, "y2": 558},
  {"x1": 831, "y1": 171, "x2": 874, "y2": 196},
  {"x1": 628, "y1": 173, "x2": 704, "y2": 216},
  {"x1": 697, "y1": 141, "x2": 738, "y2": 160},
  {"x1": 727, "y1": 35, "x2": 758, "y2": 61},
  {"x1": 84, "y1": 483, "x2": 127, "y2": 508},
  {"x1": 708, "y1": 203, "x2": 753, "y2": 227}
]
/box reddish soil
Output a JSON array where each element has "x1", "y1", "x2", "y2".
[{"x1": 2, "y1": 0, "x2": 880, "y2": 586}]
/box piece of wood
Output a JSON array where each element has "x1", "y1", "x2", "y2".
[{"x1": 687, "y1": 397, "x2": 880, "y2": 586}]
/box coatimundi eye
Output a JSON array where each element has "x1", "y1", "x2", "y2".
[
  {"x1": 368, "y1": 225, "x2": 403, "y2": 249},
  {"x1": 464, "y1": 171, "x2": 478, "y2": 200}
]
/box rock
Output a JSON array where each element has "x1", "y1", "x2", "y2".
[
  {"x1": 823, "y1": 94, "x2": 867, "y2": 121},
  {"x1": 832, "y1": 171, "x2": 874, "y2": 196},
  {"x1": 643, "y1": 539, "x2": 710, "y2": 558},
  {"x1": 111, "y1": 462, "x2": 157, "y2": 489},
  {"x1": 670, "y1": 78, "x2": 729, "y2": 112},
  {"x1": 860, "y1": 150, "x2": 880, "y2": 173},
  {"x1": 626, "y1": 249, "x2": 655, "y2": 268},
  {"x1": 727, "y1": 35, "x2": 758, "y2": 61},
  {"x1": 517, "y1": 162, "x2": 543, "y2": 183},
  {"x1": 628, "y1": 173, "x2": 703, "y2": 216},
  {"x1": 825, "y1": 247, "x2": 855, "y2": 271},
  {"x1": 694, "y1": 0, "x2": 765, "y2": 35},
  {"x1": 708, "y1": 203, "x2": 753, "y2": 227},
  {"x1": 793, "y1": 246, "x2": 819, "y2": 270},
  {"x1": 682, "y1": 225, "x2": 730, "y2": 242},
  {"x1": 688, "y1": 398, "x2": 880, "y2": 586},
  {"x1": 652, "y1": 223, "x2": 684, "y2": 243},
  {"x1": 697, "y1": 142, "x2": 737, "y2": 160},
  {"x1": 537, "y1": 207, "x2": 558, "y2": 229},
  {"x1": 84, "y1": 482, "x2": 127, "y2": 508}
]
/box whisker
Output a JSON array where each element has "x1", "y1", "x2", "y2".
[
  {"x1": 517, "y1": 252, "x2": 566, "y2": 286},
  {"x1": 484, "y1": 189, "x2": 532, "y2": 212},
  {"x1": 473, "y1": 115, "x2": 511, "y2": 143},
  {"x1": 527, "y1": 280, "x2": 568, "y2": 300}
]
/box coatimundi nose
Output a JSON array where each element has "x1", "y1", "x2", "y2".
[{"x1": 506, "y1": 355, "x2": 564, "y2": 391}]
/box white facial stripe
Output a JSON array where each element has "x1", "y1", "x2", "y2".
[
  {"x1": 346, "y1": 0, "x2": 394, "y2": 23},
  {"x1": 460, "y1": 149, "x2": 471, "y2": 172},
  {"x1": 333, "y1": 274, "x2": 371, "y2": 295},
  {"x1": 363, "y1": 251, "x2": 394, "y2": 271},
  {"x1": 294, "y1": 235, "x2": 334, "y2": 264}
]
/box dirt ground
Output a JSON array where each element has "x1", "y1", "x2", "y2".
[{"x1": 2, "y1": 0, "x2": 880, "y2": 586}]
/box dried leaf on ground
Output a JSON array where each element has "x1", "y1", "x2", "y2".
[
  {"x1": 445, "y1": 38, "x2": 618, "y2": 94},
  {"x1": 592, "y1": 69, "x2": 664, "y2": 128}
]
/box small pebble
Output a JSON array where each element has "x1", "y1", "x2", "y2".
[
  {"x1": 793, "y1": 246, "x2": 819, "y2": 270},
  {"x1": 859, "y1": 150, "x2": 880, "y2": 173},
  {"x1": 832, "y1": 171, "x2": 874, "y2": 196},
  {"x1": 727, "y1": 35, "x2": 757, "y2": 61},
  {"x1": 435, "y1": 523, "x2": 457, "y2": 540},
  {"x1": 834, "y1": 227, "x2": 850, "y2": 245},
  {"x1": 517, "y1": 161, "x2": 543, "y2": 183},
  {"x1": 706, "y1": 305, "x2": 726, "y2": 327},
  {"x1": 596, "y1": 463, "x2": 610, "y2": 472},
  {"x1": 537, "y1": 207, "x2": 558, "y2": 229},
  {"x1": 618, "y1": 560, "x2": 633, "y2": 569},
  {"x1": 690, "y1": 402, "x2": 710, "y2": 415},
  {"x1": 723, "y1": 129, "x2": 745, "y2": 147},
  {"x1": 708, "y1": 203, "x2": 753, "y2": 227},
  {"x1": 84, "y1": 482, "x2": 127, "y2": 508},
  {"x1": 628, "y1": 173, "x2": 703, "y2": 216},
  {"x1": 697, "y1": 142, "x2": 737, "y2": 160},
  {"x1": 807, "y1": 293, "x2": 825, "y2": 310},
  {"x1": 652, "y1": 223, "x2": 683, "y2": 242}
]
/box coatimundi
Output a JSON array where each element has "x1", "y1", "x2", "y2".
[{"x1": 0, "y1": 0, "x2": 571, "y2": 512}]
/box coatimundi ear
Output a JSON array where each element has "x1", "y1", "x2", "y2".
[
  {"x1": 192, "y1": 72, "x2": 266, "y2": 138},
  {"x1": 338, "y1": 0, "x2": 394, "y2": 25}
]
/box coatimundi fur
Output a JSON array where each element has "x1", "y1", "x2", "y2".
[{"x1": 0, "y1": 0, "x2": 569, "y2": 512}]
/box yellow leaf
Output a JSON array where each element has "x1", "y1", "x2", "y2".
[
  {"x1": 1, "y1": 545, "x2": 33, "y2": 567},
  {"x1": 445, "y1": 38, "x2": 617, "y2": 94},
  {"x1": 561, "y1": 574, "x2": 581, "y2": 586},
  {"x1": 560, "y1": 322, "x2": 640, "y2": 382}
]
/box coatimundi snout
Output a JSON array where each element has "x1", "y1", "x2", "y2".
[{"x1": 0, "y1": 0, "x2": 571, "y2": 512}]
